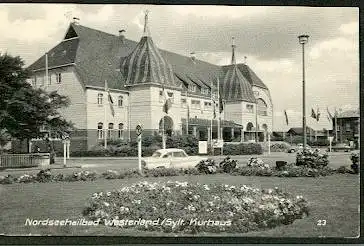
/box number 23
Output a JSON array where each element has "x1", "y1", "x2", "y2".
[{"x1": 317, "y1": 220, "x2": 326, "y2": 226}]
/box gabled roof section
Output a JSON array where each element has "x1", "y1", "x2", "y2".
[
  {"x1": 222, "y1": 65, "x2": 256, "y2": 103},
  {"x1": 28, "y1": 37, "x2": 79, "y2": 71},
  {"x1": 287, "y1": 127, "x2": 315, "y2": 135},
  {"x1": 120, "y1": 36, "x2": 178, "y2": 88}
]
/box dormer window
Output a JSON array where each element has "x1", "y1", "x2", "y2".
[
  {"x1": 188, "y1": 84, "x2": 196, "y2": 92},
  {"x1": 201, "y1": 88, "x2": 209, "y2": 95}
]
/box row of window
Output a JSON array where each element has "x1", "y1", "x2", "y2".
[
  {"x1": 32, "y1": 73, "x2": 62, "y2": 87},
  {"x1": 97, "y1": 122, "x2": 124, "y2": 139},
  {"x1": 98, "y1": 94, "x2": 124, "y2": 107}
]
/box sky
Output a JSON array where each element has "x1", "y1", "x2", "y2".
[{"x1": 0, "y1": 4, "x2": 359, "y2": 131}]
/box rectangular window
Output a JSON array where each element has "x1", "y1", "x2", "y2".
[
  {"x1": 346, "y1": 122, "x2": 351, "y2": 132},
  {"x1": 204, "y1": 101, "x2": 212, "y2": 107},
  {"x1": 191, "y1": 100, "x2": 201, "y2": 109},
  {"x1": 98, "y1": 93, "x2": 103, "y2": 105},
  {"x1": 48, "y1": 74, "x2": 51, "y2": 85},
  {"x1": 56, "y1": 73, "x2": 62, "y2": 84},
  {"x1": 181, "y1": 98, "x2": 187, "y2": 107},
  {"x1": 246, "y1": 104, "x2": 254, "y2": 113},
  {"x1": 167, "y1": 92, "x2": 174, "y2": 103}
]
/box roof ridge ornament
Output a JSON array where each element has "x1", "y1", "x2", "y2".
[
  {"x1": 231, "y1": 37, "x2": 236, "y2": 65},
  {"x1": 72, "y1": 17, "x2": 80, "y2": 25},
  {"x1": 143, "y1": 9, "x2": 150, "y2": 37}
]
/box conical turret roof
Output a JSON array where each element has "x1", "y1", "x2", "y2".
[
  {"x1": 120, "y1": 36, "x2": 177, "y2": 87},
  {"x1": 120, "y1": 11, "x2": 178, "y2": 88},
  {"x1": 222, "y1": 37, "x2": 256, "y2": 103},
  {"x1": 222, "y1": 65, "x2": 256, "y2": 103}
]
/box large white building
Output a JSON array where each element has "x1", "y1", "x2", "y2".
[{"x1": 28, "y1": 15, "x2": 273, "y2": 151}]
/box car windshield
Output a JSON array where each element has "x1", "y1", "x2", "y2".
[{"x1": 152, "y1": 151, "x2": 162, "y2": 157}]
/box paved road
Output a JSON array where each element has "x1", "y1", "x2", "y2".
[
  {"x1": 58, "y1": 151, "x2": 352, "y2": 171},
  {"x1": 1, "y1": 151, "x2": 354, "y2": 175}
]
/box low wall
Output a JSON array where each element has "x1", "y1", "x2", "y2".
[{"x1": 0, "y1": 153, "x2": 50, "y2": 168}]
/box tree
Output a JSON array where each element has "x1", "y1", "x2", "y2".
[{"x1": 0, "y1": 53, "x2": 73, "y2": 149}]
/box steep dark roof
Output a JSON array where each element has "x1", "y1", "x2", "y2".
[
  {"x1": 222, "y1": 65, "x2": 256, "y2": 103},
  {"x1": 121, "y1": 36, "x2": 178, "y2": 88},
  {"x1": 238, "y1": 64, "x2": 268, "y2": 89},
  {"x1": 28, "y1": 23, "x2": 267, "y2": 99},
  {"x1": 28, "y1": 38, "x2": 79, "y2": 71}
]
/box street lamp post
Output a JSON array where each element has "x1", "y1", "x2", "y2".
[{"x1": 298, "y1": 34, "x2": 309, "y2": 148}]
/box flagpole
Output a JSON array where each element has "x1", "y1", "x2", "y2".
[
  {"x1": 162, "y1": 85, "x2": 166, "y2": 149},
  {"x1": 186, "y1": 90, "x2": 189, "y2": 135},
  {"x1": 335, "y1": 107, "x2": 338, "y2": 142},
  {"x1": 104, "y1": 80, "x2": 107, "y2": 149},
  {"x1": 217, "y1": 77, "x2": 221, "y2": 140},
  {"x1": 210, "y1": 81, "x2": 213, "y2": 146}
]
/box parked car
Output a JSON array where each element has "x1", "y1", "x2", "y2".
[
  {"x1": 141, "y1": 148, "x2": 208, "y2": 170},
  {"x1": 288, "y1": 143, "x2": 311, "y2": 153},
  {"x1": 329, "y1": 143, "x2": 353, "y2": 152}
]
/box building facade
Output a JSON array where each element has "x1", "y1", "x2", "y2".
[
  {"x1": 333, "y1": 109, "x2": 360, "y2": 147},
  {"x1": 27, "y1": 16, "x2": 273, "y2": 151}
]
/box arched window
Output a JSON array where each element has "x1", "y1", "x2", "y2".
[
  {"x1": 108, "y1": 123, "x2": 114, "y2": 139},
  {"x1": 118, "y1": 96, "x2": 123, "y2": 107},
  {"x1": 97, "y1": 122, "x2": 103, "y2": 139},
  {"x1": 118, "y1": 123, "x2": 124, "y2": 139},
  {"x1": 257, "y1": 98, "x2": 268, "y2": 116},
  {"x1": 246, "y1": 122, "x2": 254, "y2": 131},
  {"x1": 97, "y1": 93, "x2": 103, "y2": 105}
]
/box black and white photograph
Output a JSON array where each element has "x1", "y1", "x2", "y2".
[{"x1": 0, "y1": 3, "x2": 360, "y2": 240}]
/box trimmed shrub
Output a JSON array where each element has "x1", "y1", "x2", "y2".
[
  {"x1": 260, "y1": 141, "x2": 291, "y2": 152},
  {"x1": 144, "y1": 168, "x2": 180, "y2": 177},
  {"x1": 223, "y1": 143, "x2": 263, "y2": 155}
]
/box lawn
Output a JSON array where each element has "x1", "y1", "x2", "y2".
[{"x1": 0, "y1": 173, "x2": 359, "y2": 237}]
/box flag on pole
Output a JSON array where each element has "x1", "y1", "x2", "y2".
[
  {"x1": 316, "y1": 107, "x2": 320, "y2": 122},
  {"x1": 327, "y1": 107, "x2": 333, "y2": 121},
  {"x1": 284, "y1": 110, "x2": 289, "y2": 125},
  {"x1": 311, "y1": 108, "x2": 317, "y2": 120},
  {"x1": 105, "y1": 80, "x2": 115, "y2": 117},
  {"x1": 213, "y1": 100, "x2": 217, "y2": 119},
  {"x1": 162, "y1": 86, "x2": 172, "y2": 114}
]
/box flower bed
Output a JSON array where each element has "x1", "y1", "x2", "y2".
[{"x1": 82, "y1": 181, "x2": 309, "y2": 234}]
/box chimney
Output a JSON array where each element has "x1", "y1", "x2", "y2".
[
  {"x1": 190, "y1": 52, "x2": 196, "y2": 62},
  {"x1": 119, "y1": 29, "x2": 126, "y2": 42}
]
